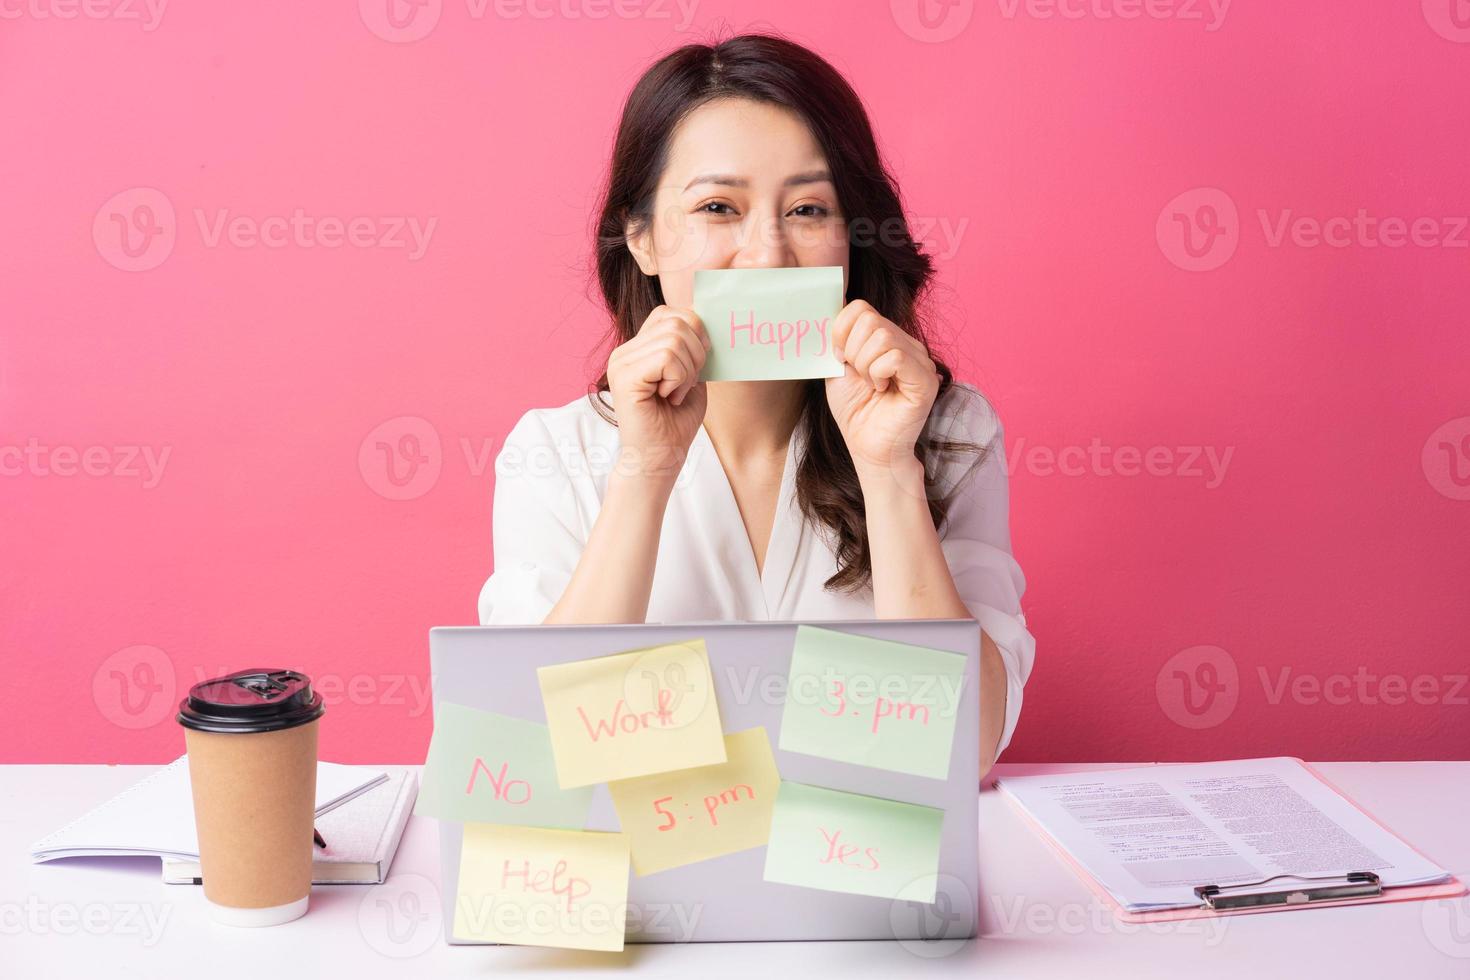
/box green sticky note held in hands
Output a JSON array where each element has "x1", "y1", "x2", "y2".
[
  {"x1": 761, "y1": 781, "x2": 945, "y2": 902},
  {"x1": 693, "y1": 266, "x2": 846, "y2": 381},
  {"x1": 414, "y1": 701, "x2": 595, "y2": 828},
  {"x1": 778, "y1": 625, "x2": 967, "y2": 780}
]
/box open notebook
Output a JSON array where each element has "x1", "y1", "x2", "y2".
[{"x1": 30, "y1": 757, "x2": 415, "y2": 884}]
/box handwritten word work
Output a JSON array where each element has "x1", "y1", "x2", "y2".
[
  {"x1": 608, "y1": 727, "x2": 781, "y2": 875},
  {"x1": 778, "y1": 626, "x2": 967, "y2": 780},
  {"x1": 762, "y1": 782, "x2": 943, "y2": 902},
  {"x1": 538, "y1": 640, "x2": 726, "y2": 788},
  {"x1": 693, "y1": 266, "x2": 845, "y2": 381}
]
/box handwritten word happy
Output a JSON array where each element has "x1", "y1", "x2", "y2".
[
  {"x1": 819, "y1": 828, "x2": 879, "y2": 870},
  {"x1": 726, "y1": 311, "x2": 831, "y2": 361},
  {"x1": 576, "y1": 688, "x2": 675, "y2": 742},
  {"x1": 501, "y1": 858, "x2": 589, "y2": 912}
]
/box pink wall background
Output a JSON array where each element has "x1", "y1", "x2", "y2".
[{"x1": 3, "y1": 1, "x2": 1467, "y2": 765}]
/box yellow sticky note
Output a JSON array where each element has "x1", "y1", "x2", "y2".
[
  {"x1": 608, "y1": 727, "x2": 781, "y2": 876},
  {"x1": 452, "y1": 823, "x2": 631, "y2": 951},
  {"x1": 537, "y1": 639, "x2": 726, "y2": 788}
]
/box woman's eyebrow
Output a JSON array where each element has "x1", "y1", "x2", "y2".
[{"x1": 683, "y1": 170, "x2": 833, "y2": 191}]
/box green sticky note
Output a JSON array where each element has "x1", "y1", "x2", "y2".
[
  {"x1": 762, "y1": 781, "x2": 944, "y2": 902},
  {"x1": 778, "y1": 625, "x2": 967, "y2": 779},
  {"x1": 414, "y1": 701, "x2": 594, "y2": 828},
  {"x1": 693, "y1": 266, "x2": 845, "y2": 381}
]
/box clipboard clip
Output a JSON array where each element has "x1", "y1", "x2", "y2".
[{"x1": 1194, "y1": 871, "x2": 1382, "y2": 911}]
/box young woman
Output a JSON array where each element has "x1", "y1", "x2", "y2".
[{"x1": 478, "y1": 34, "x2": 1034, "y2": 774}]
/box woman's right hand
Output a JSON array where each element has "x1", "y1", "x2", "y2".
[{"x1": 606, "y1": 305, "x2": 711, "y2": 483}]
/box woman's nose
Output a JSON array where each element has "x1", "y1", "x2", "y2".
[{"x1": 730, "y1": 212, "x2": 794, "y2": 269}]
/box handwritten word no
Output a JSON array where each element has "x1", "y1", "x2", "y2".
[
  {"x1": 464, "y1": 758, "x2": 532, "y2": 804},
  {"x1": 819, "y1": 827, "x2": 880, "y2": 870},
  {"x1": 501, "y1": 858, "x2": 590, "y2": 912},
  {"x1": 820, "y1": 680, "x2": 931, "y2": 733},
  {"x1": 577, "y1": 688, "x2": 675, "y2": 742},
  {"x1": 728, "y1": 311, "x2": 831, "y2": 361}
]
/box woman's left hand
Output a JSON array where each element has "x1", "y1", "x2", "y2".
[{"x1": 825, "y1": 300, "x2": 941, "y2": 476}]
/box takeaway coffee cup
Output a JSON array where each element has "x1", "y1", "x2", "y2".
[{"x1": 177, "y1": 669, "x2": 325, "y2": 927}]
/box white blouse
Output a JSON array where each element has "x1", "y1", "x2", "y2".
[{"x1": 477, "y1": 382, "x2": 1036, "y2": 756}]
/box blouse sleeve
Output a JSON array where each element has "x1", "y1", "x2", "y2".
[
  {"x1": 931, "y1": 387, "x2": 1037, "y2": 758},
  {"x1": 476, "y1": 409, "x2": 590, "y2": 625}
]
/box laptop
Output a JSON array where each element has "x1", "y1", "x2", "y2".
[{"x1": 428, "y1": 619, "x2": 981, "y2": 943}]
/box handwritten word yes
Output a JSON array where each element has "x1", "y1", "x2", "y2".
[{"x1": 819, "y1": 827, "x2": 880, "y2": 870}]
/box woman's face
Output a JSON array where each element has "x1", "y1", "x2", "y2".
[{"x1": 627, "y1": 97, "x2": 850, "y2": 309}]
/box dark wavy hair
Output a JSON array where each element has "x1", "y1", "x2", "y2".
[{"x1": 589, "y1": 32, "x2": 982, "y2": 593}]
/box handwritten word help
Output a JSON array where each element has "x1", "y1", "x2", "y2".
[
  {"x1": 501, "y1": 859, "x2": 589, "y2": 912},
  {"x1": 726, "y1": 311, "x2": 831, "y2": 361}
]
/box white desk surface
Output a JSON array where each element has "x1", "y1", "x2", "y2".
[{"x1": 6, "y1": 762, "x2": 1469, "y2": 977}]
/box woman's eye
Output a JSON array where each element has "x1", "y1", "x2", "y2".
[
  {"x1": 696, "y1": 201, "x2": 736, "y2": 216},
  {"x1": 790, "y1": 204, "x2": 830, "y2": 218}
]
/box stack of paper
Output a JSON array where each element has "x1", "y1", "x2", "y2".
[{"x1": 998, "y1": 757, "x2": 1452, "y2": 912}]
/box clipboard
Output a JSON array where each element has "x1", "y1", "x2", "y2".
[{"x1": 998, "y1": 758, "x2": 1467, "y2": 923}]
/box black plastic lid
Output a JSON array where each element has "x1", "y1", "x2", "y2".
[{"x1": 177, "y1": 669, "x2": 325, "y2": 734}]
